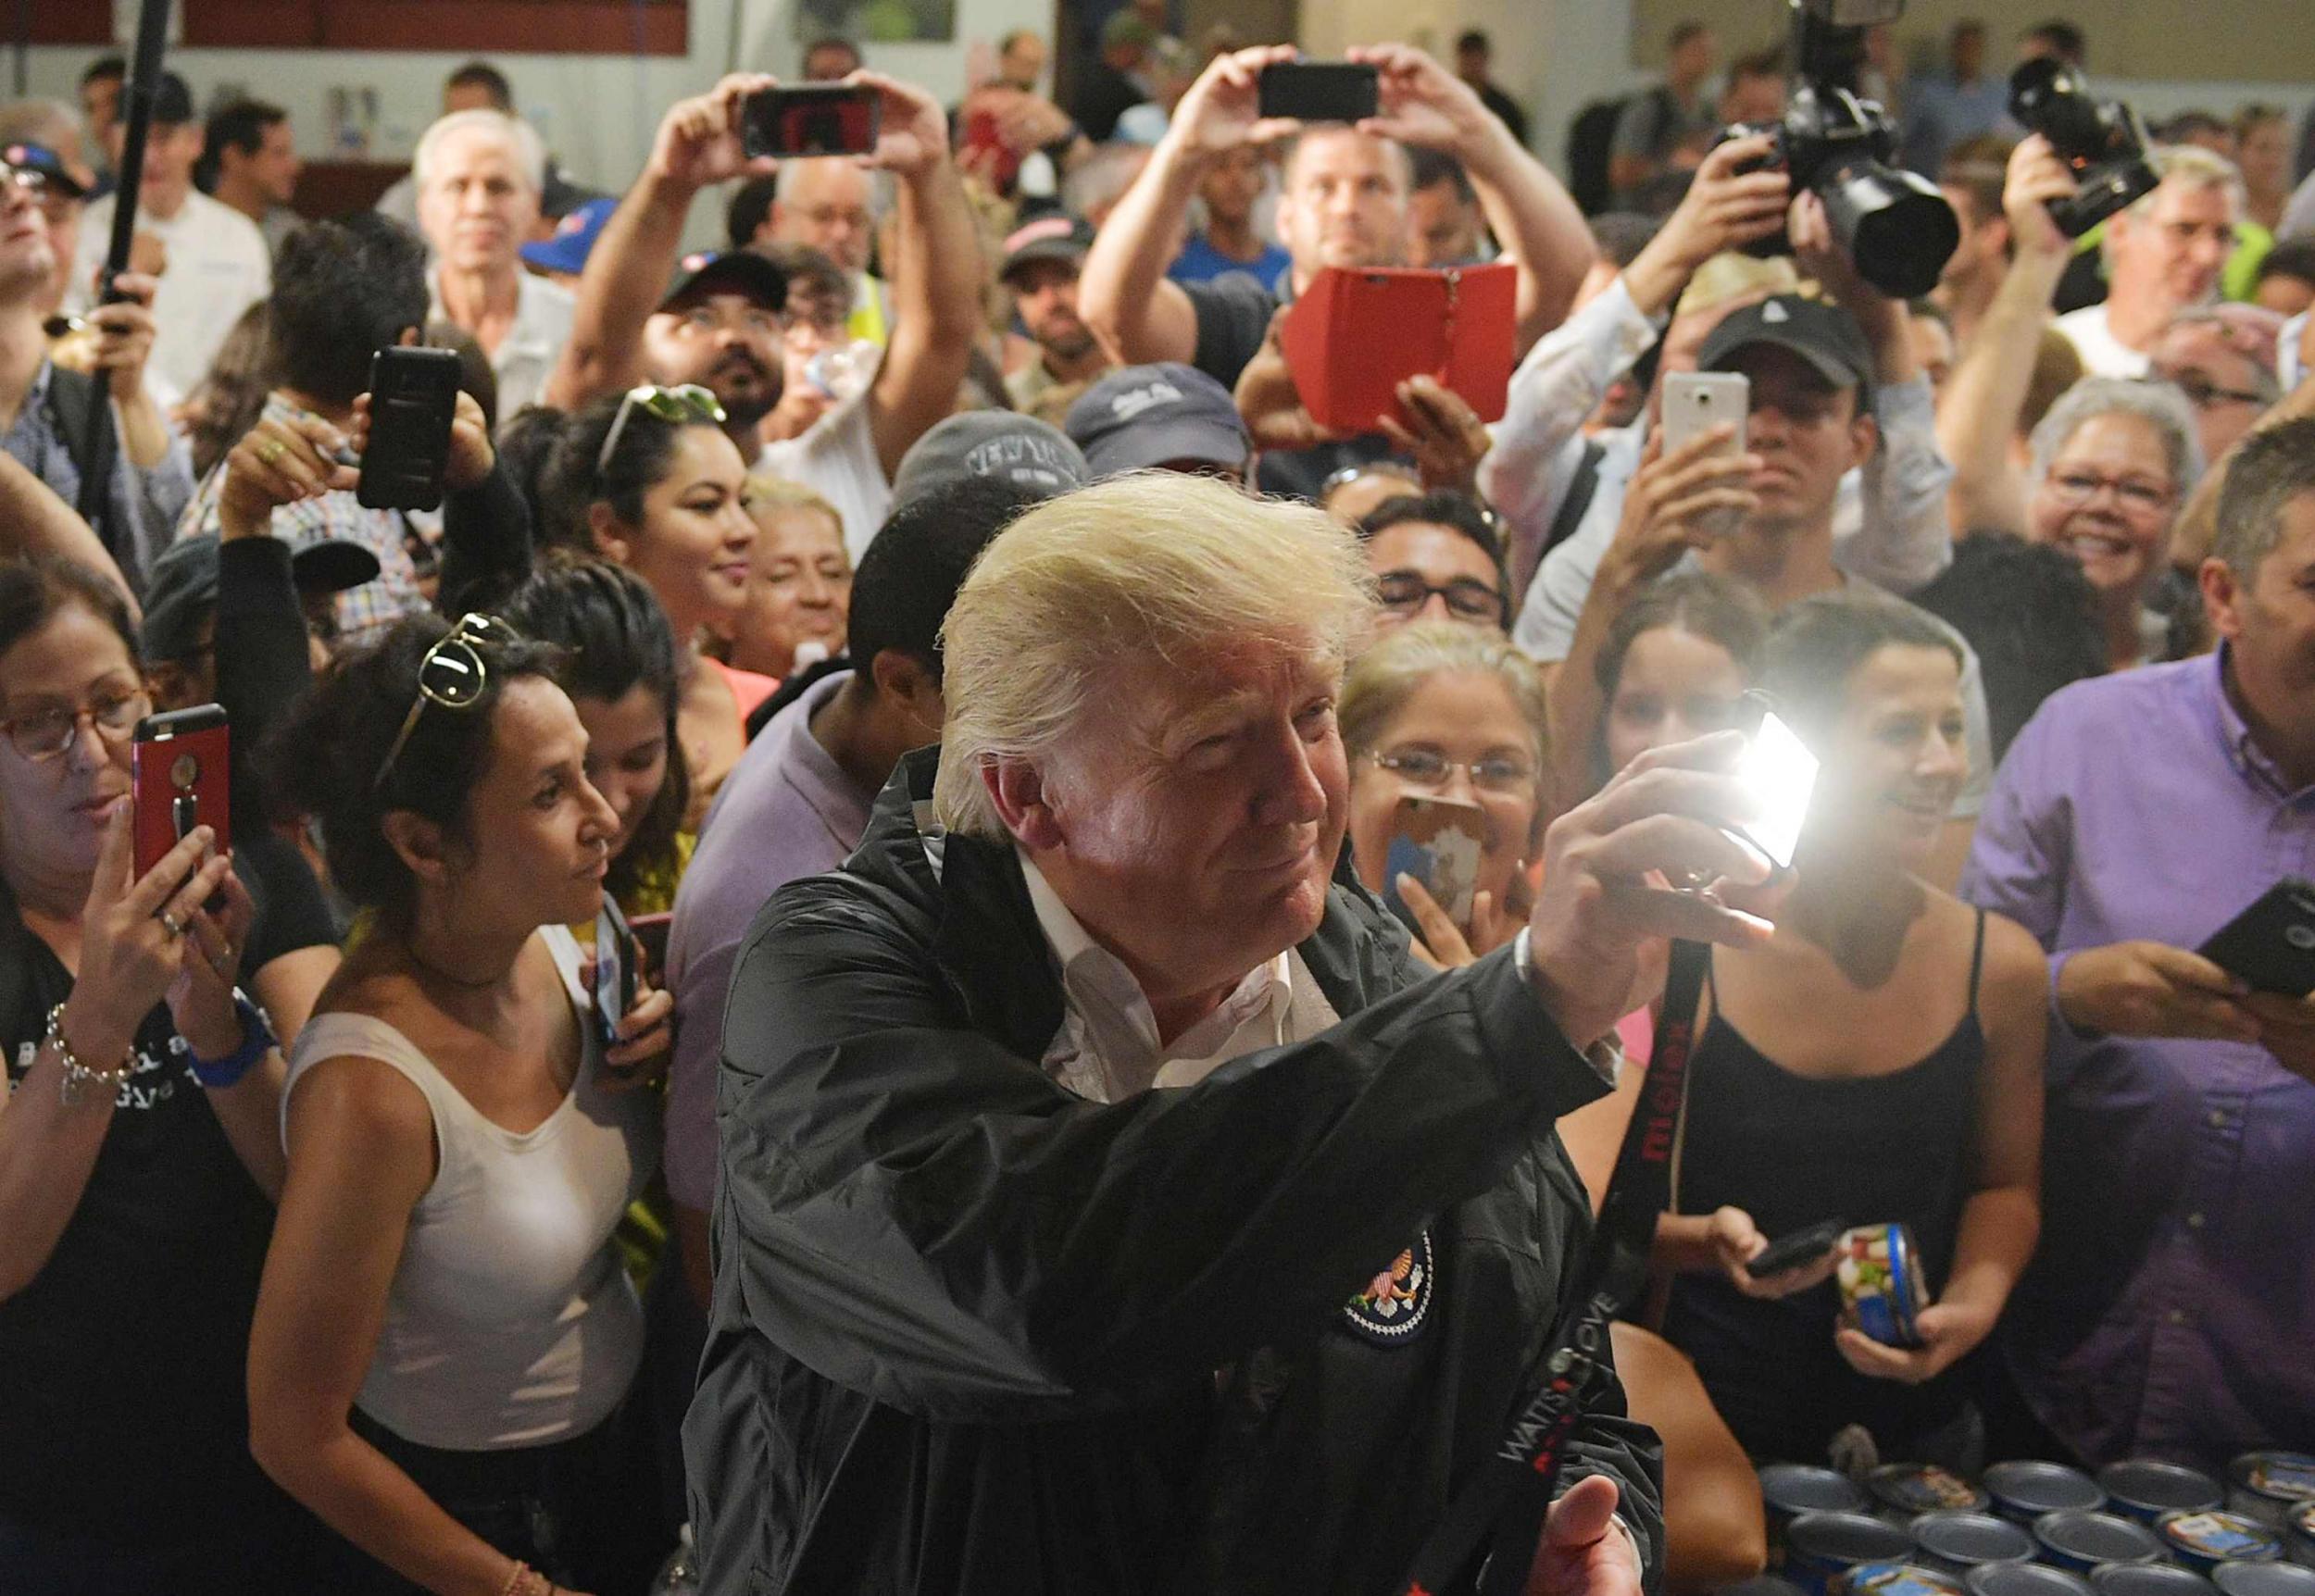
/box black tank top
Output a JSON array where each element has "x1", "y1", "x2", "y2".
[{"x1": 1660, "y1": 910, "x2": 1987, "y2": 1464}]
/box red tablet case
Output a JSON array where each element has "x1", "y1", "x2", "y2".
[{"x1": 1279, "y1": 262, "x2": 1517, "y2": 435}]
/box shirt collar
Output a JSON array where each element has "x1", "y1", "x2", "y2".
[
  {"x1": 427, "y1": 268, "x2": 559, "y2": 362},
  {"x1": 2202, "y1": 643, "x2": 2304, "y2": 798}
]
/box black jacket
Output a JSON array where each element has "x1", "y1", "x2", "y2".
[{"x1": 686, "y1": 751, "x2": 1663, "y2": 1595}]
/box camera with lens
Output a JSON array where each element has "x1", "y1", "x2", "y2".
[
  {"x1": 2008, "y1": 58, "x2": 2159, "y2": 237},
  {"x1": 1714, "y1": 0, "x2": 1958, "y2": 300}
]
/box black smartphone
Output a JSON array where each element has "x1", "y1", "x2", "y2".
[
  {"x1": 357, "y1": 346, "x2": 462, "y2": 512},
  {"x1": 742, "y1": 84, "x2": 882, "y2": 158},
  {"x1": 629, "y1": 911, "x2": 672, "y2": 978},
  {"x1": 595, "y1": 896, "x2": 637, "y2": 1049},
  {"x1": 1746, "y1": 1217, "x2": 1848, "y2": 1279},
  {"x1": 1257, "y1": 61, "x2": 1380, "y2": 124},
  {"x1": 2199, "y1": 878, "x2": 2315, "y2": 997}
]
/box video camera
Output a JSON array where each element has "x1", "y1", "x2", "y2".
[
  {"x1": 1717, "y1": 0, "x2": 1958, "y2": 300},
  {"x1": 2008, "y1": 57, "x2": 2159, "y2": 236}
]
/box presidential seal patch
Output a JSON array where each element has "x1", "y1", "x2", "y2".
[{"x1": 1341, "y1": 1229, "x2": 1435, "y2": 1345}]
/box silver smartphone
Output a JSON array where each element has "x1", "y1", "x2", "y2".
[{"x1": 1661, "y1": 370, "x2": 1751, "y2": 457}]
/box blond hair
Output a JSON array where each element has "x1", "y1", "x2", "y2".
[
  {"x1": 745, "y1": 475, "x2": 846, "y2": 545},
  {"x1": 932, "y1": 474, "x2": 1375, "y2": 839},
  {"x1": 1339, "y1": 622, "x2": 1552, "y2": 770},
  {"x1": 2124, "y1": 143, "x2": 2246, "y2": 224}
]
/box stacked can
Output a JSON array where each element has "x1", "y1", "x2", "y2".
[
  {"x1": 2210, "y1": 1566, "x2": 2315, "y2": 1596},
  {"x1": 1985, "y1": 1463, "x2": 2107, "y2": 1526},
  {"x1": 2157, "y1": 1512, "x2": 2284, "y2": 1575},
  {"x1": 2232, "y1": 1457, "x2": 2315, "y2": 1530},
  {"x1": 2290, "y1": 1503, "x2": 2315, "y2": 1570},
  {"x1": 2032, "y1": 1510, "x2": 2168, "y2": 1573},
  {"x1": 1910, "y1": 1513, "x2": 2037, "y2": 1577},
  {"x1": 1786, "y1": 1514, "x2": 1917, "y2": 1596},
  {"x1": 1834, "y1": 1564, "x2": 1971, "y2": 1596},
  {"x1": 2092, "y1": 1565, "x2": 2215, "y2": 1596},
  {"x1": 2101, "y1": 1464, "x2": 2226, "y2": 1524},
  {"x1": 1873, "y1": 1465, "x2": 1995, "y2": 1524},
  {"x1": 1834, "y1": 1224, "x2": 1929, "y2": 1348}
]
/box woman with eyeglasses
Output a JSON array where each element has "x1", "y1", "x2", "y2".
[
  {"x1": 716, "y1": 476, "x2": 852, "y2": 680},
  {"x1": 0, "y1": 556, "x2": 344, "y2": 1593},
  {"x1": 1354, "y1": 491, "x2": 1513, "y2": 636},
  {"x1": 249, "y1": 613, "x2": 673, "y2": 1596},
  {"x1": 547, "y1": 385, "x2": 770, "y2": 824}
]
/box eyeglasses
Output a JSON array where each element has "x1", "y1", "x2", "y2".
[
  {"x1": 2159, "y1": 370, "x2": 2268, "y2": 411},
  {"x1": 0, "y1": 685, "x2": 149, "y2": 762},
  {"x1": 1371, "y1": 746, "x2": 1536, "y2": 796},
  {"x1": 595, "y1": 384, "x2": 726, "y2": 476},
  {"x1": 2046, "y1": 470, "x2": 2174, "y2": 515},
  {"x1": 1374, "y1": 572, "x2": 1507, "y2": 624},
  {"x1": 372, "y1": 613, "x2": 522, "y2": 792}
]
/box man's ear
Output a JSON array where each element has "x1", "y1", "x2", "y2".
[
  {"x1": 380, "y1": 808, "x2": 454, "y2": 889},
  {"x1": 982, "y1": 755, "x2": 1063, "y2": 852},
  {"x1": 870, "y1": 649, "x2": 945, "y2": 742},
  {"x1": 2200, "y1": 555, "x2": 2246, "y2": 646},
  {"x1": 588, "y1": 500, "x2": 631, "y2": 564},
  {"x1": 1847, "y1": 409, "x2": 1881, "y2": 473}
]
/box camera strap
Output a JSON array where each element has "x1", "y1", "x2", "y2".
[{"x1": 1393, "y1": 937, "x2": 1710, "y2": 1596}]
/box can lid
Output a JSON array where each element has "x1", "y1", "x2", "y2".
[
  {"x1": 1968, "y1": 1564, "x2": 2096, "y2": 1596},
  {"x1": 2293, "y1": 1502, "x2": 2315, "y2": 1538},
  {"x1": 2159, "y1": 1513, "x2": 2284, "y2": 1565},
  {"x1": 1763, "y1": 1464, "x2": 1872, "y2": 1516},
  {"x1": 1838, "y1": 1564, "x2": 1970, "y2": 1596},
  {"x1": 2100, "y1": 1461, "x2": 2225, "y2": 1515},
  {"x1": 1789, "y1": 1513, "x2": 1918, "y2": 1565},
  {"x1": 2093, "y1": 1565, "x2": 2216, "y2": 1596},
  {"x1": 2212, "y1": 1565, "x2": 2315, "y2": 1596},
  {"x1": 1873, "y1": 1465, "x2": 1992, "y2": 1515},
  {"x1": 1910, "y1": 1513, "x2": 2035, "y2": 1565},
  {"x1": 2036, "y1": 1511, "x2": 2167, "y2": 1564},
  {"x1": 2231, "y1": 1455, "x2": 2315, "y2": 1505},
  {"x1": 1985, "y1": 1461, "x2": 2106, "y2": 1515},
  {"x1": 1718, "y1": 1578, "x2": 1808, "y2": 1596}
]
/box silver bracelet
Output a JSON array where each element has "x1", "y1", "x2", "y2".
[{"x1": 44, "y1": 1004, "x2": 134, "y2": 1108}]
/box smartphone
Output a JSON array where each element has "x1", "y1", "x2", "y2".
[
  {"x1": 629, "y1": 910, "x2": 672, "y2": 978},
  {"x1": 1746, "y1": 1216, "x2": 1848, "y2": 1278},
  {"x1": 131, "y1": 704, "x2": 230, "y2": 879},
  {"x1": 1660, "y1": 370, "x2": 1750, "y2": 458},
  {"x1": 356, "y1": 346, "x2": 462, "y2": 513},
  {"x1": 2198, "y1": 878, "x2": 2315, "y2": 997},
  {"x1": 595, "y1": 896, "x2": 637, "y2": 1048},
  {"x1": 1732, "y1": 710, "x2": 1819, "y2": 872},
  {"x1": 1380, "y1": 792, "x2": 1488, "y2": 938},
  {"x1": 1257, "y1": 62, "x2": 1380, "y2": 124},
  {"x1": 742, "y1": 84, "x2": 882, "y2": 158}
]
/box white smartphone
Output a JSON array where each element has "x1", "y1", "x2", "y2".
[{"x1": 1660, "y1": 370, "x2": 1751, "y2": 458}]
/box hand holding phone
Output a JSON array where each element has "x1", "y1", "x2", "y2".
[
  {"x1": 357, "y1": 346, "x2": 462, "y2": 512},
  {"x1": 2198, "y1": 879, "x2": 2315, "y2": 998},
  {"x1": 1380, "y1": 793, "x2": 1488, "y2": 940},
  {"x1": 742, "y1": 84, "x2": 882, "y2": 158},
  {"x1": 132, "y1": 704, "x2": 231, "y2": 879},
  {"x1": 1746, "y1": 1217, "x2": 1848, "y2": 1279}
]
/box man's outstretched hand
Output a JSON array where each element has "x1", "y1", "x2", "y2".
[{"x1": 1524, "y1": 1475, "x2": 1645, "y2": 1596}]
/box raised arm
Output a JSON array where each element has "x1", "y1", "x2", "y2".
[
  {"x1": 544, "y1": 76, "x2": 780, "y2": 412},
  {"x1": 0, "y1": 448, "x2": 136, "y2": 614}
]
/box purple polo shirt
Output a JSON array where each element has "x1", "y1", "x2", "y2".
[
  {"x1": 665, "y1": 670, "x2": 874, "y2": 1212},
  {"x1": 1960, "y1": 650, "x2": 2315, "y2": 1469}
]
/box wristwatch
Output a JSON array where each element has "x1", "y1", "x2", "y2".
[{"x1": 189, "y1": 991, "x2": 276, "y2": 1090}]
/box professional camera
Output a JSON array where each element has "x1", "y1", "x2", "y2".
[
  {"x1": 1718, "y1": 0, "x2": 1958, "y2": 300},
  {"x1": 2008, "y1": 58, "x2": 2159, "y2": 237}
]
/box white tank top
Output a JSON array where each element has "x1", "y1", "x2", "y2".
[{"x1": 283, "y1": 925, "x2": 657, "y2": 1451}]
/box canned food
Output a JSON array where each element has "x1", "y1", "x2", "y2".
[
  {"x1": 2033, "y1": 1510, "x2": 2168, "y2": 1573},
  {"x1": 2093, "y1": 1565, "x2": 2217, "y2": 1596},
  {"x1": 1788, "y1": 1513, "x2": 1920, "y2": 1596},
  {"x1": 1719, "y1": 1578, "x2": 1810, "y2": 1596},
  {"x1": 1835, "y1": 1223, "x2": 1929, "y2": 1348},
  {"x1": 1969, "y1": 1563, "x2": 2096, "y2": 1596},
  {"x1": 1985, "y1": 1462, "x2": 2107, "y2": 1525},
  {"x1": 1837, "y1": 1563, "x2": 1971, "y2": 1596},
  {"x1": 2212, "y1": 1565, "x2": 2315, "y2": 1596},
  {"x1": 1910, "y1": 1512, "x2": 2036, "y2": 1574},
  {"x1": 2159, "y1": 1512, "x2": 2284, "y2": 1574},
  {"x1": 2101, "y1": 1462, "x2": 2226, "y2": 1523},
  {"x1": 1766, "y1": 1464, "x2": 1875, "y2": 1532},
  {"x1": 2232, "y1": 1457, "x2": 2315, "y2": 1530},
  {"x1": 2288, "y1": 1502, "x2": 2315, "y2": 1571},
  {"x1": 1874, "y1": 1465, "x2": 1994, "y2": 1520}
]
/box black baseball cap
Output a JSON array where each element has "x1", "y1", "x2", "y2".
[
  {"x1": 3, "y1": 143, "x2": 87, "y2": 200},
  {"x1": 1065, "y1": 363, "x2": 1251, "y2": 479},
  {"x1": 998, "y1": 214, "x2": 1094, "y2": 285},
  {"x1": 657, "y1": 248, "x2": 788, "y2": 315},
  {"x1": 1697, "y1": 293, "x2": 1876, "y2": 405},
  {"x1": 141, "y1": 533, "x2": 381, "y2": 664},
  {"x1": 150, "y1": 71, "x2": 196, "y2": 129}
]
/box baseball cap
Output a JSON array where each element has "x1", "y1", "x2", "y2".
[
  {"x1": 657, "y1": 248, "x2": 788, "y2": 315},
  {"x1": 150, "y1": 72, "x2": 196, "y2": 129},
  {"x1": 998, "y1": 214, "x2": 1094, "y2": 286},
  {"x1": 520, "y1": 196, "x2": 617, "y2": 276},
  {"x1": 1065, "y1": 363, "x2": 1251, "y2": 479},
  {"x1": 3, "y1": 143, "x2": 87, "y2": 200},
  {"x1": 891, "y1": 412, "x2": 1089, "y2": 507},
  {"x1": 1697, "y1": 293, "x2": 1875, "y2": 404},
  {"x1": 141, "y1": 533, "x2": 382, "y2": 664}
]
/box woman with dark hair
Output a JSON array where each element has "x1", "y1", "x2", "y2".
[
  {"x1": 248, "y1": 612, "x2": 672, "y2": 1596},
  {"x1": 1653, "y1": 593, "x2": 2047, "y2": 1468},
  {"x1": 546, "y1": 388, "x2": 770, "y2": 821},
  {"x1": 1560, "y1": 571, "x2": 1768, "y2": 806},
  {"x1": 0, "y1": 555, "x2": 340, "y2": 1593}
]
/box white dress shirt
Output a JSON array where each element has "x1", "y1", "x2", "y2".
[{"x1": 429, "y1": 268, "x2": 576, "y2": 421}]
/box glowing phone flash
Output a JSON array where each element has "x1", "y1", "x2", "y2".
[{"x1": 1734, "y1": 711, "x2": 1819, "y2": 871}]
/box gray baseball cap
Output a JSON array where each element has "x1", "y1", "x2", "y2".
[
  {"x1": 891, "y1": 411, "x2": 1090, "y2": 508},
  {"x1": 1064, "y1": 363, "x2": 1251, "y2": 480}
]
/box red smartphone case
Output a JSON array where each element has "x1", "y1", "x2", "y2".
[
  {"x1": 1279, "y1": 262, "x2": 1517, "y2": 437},
  {"x1": 131, "y1": 708, "x2": 230, "y2": 877}
]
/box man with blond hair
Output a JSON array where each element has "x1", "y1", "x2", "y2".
[
  {"x1": 414, "y1": 106, "x2": 573, "y2": 416},
  {"x1": 686, "y1": 473, "x2": 1786, "y2": 1594},
  {"x1": 2056, "y1": 144, "x2": 2244, "y2": 380}
]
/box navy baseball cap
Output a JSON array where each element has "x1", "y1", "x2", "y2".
[
  {"x1": 521, "y1": 196, "x2": 616, "y2": 275},
  {"x1": 657, "y1": 248, "x2": 788, "y2": 314},
  {"x1": 3, "y1": 142, "x2": 87, "y2": 200},
  {"x1": 1065, "y1": 363, "x2": 1251, "y2": 479}
]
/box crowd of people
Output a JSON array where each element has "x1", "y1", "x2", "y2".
[{"x1": 0, "y1": 16, "x2": 2310, "y2": 1596}]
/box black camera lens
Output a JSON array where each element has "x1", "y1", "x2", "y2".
[
  {"x1": 2007, "y1": 58, "x2": 2159, "y2": 238},
  {"x1": 2008, "y1": 59, "x2": 2115, "y2": 156},
  {"x1": 1821, "y1": 160, "x2": 1961, "y2": 299}
]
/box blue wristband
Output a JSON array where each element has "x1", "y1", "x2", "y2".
[{"x1": 189, "y1": 991, "x2": 276, "y2": 1089}]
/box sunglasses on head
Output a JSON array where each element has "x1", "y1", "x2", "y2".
[
  {"x1": 596, "y1": 384, "x2": 727, "y2": 477},
  {"x1": 372, "y1": 612, "x2": 524, "y2": 793}
]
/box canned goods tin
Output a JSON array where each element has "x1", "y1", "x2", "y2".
[
  {"x1": 1835, "y1": 1223, "x2": 1929, "y2": 1348},
  {"x1": 1720, "y1": 1577, "x2": 1811, "y2": 1596},
  {"x1": 2159, "y1": 1512, "x2": 2285, "y2": 1574},
  {"x1": 1788, "y1": 1513, "x2": 1920, "y2": 1596},
  {"x1": 2288, "y1": 1503, "x2": 2315, "y2": 1571},
  {"x1": 2093, "y1": 1565, "x2": 2217, "y2": 1596},
  {"x1": 2101, "y1": 1462, "x2": 2227, "y2": 1524},
  {"x1": 2212, "y1": 1565, "x2": 2315, "y2": 1596},
  {"x1": 1874, "y1": 1465, "x2": 1994, "y2": 1520},
  {"x1": 1910, "y1": 1512, "x2": 2037, "y2": 1574},
  {"x1": 1985, "y1": 1462, "x2": 2107, "y2": 1525},
  {"x1": 1838, "y1": 1563, "x2": 1971, "y2": 1596},
  {"x1": 1766, "y1": 1464, "x2": 1875, "y2": 1528},
  {"x1": 1969, "y1": 1563, "x2": 2096, "y2": 1596},
  {"x1": 2034, "y1": 1510, "x2": 2168, "y2": 1573},
  {"x1": 2232, "y1": 1457, "x2": 2315, "y2": 1529}
]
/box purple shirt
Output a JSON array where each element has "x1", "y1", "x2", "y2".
[
  {"x1": 665, "y1": 671, "x2": 874, "y2": 1211},
  {"x1": 1960, "y1": 651, "x2": 2315, "y2": 1469}
]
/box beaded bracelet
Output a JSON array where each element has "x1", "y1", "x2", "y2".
[{"x1": 44, "y1": 1004, "x2": 134, "y2": 1108}]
